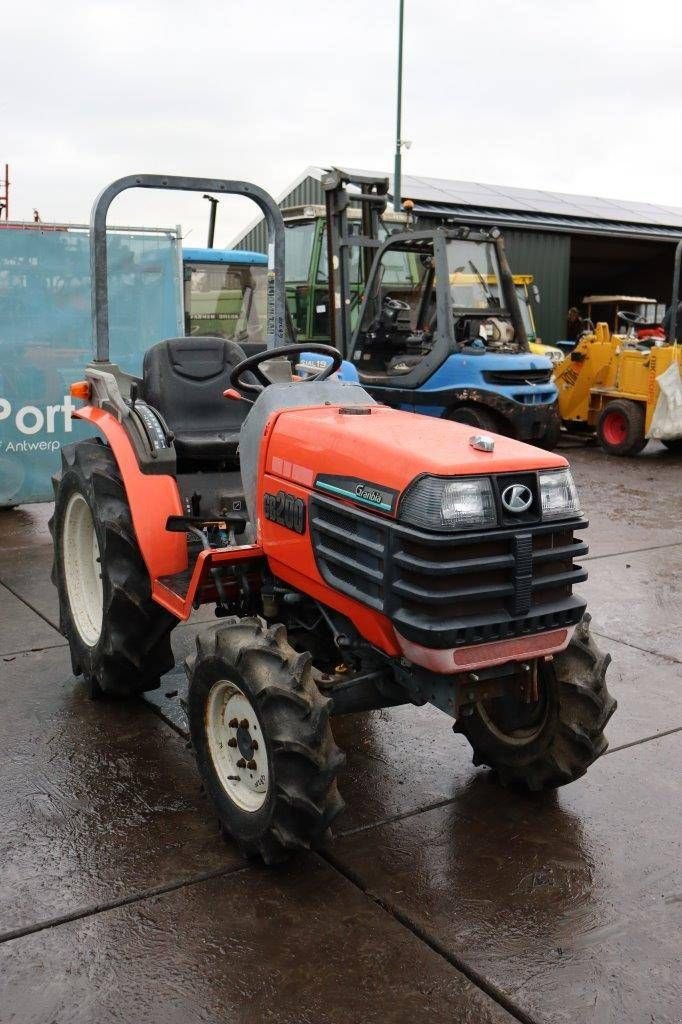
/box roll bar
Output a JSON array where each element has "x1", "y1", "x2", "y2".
[{"x1": 90, "y1": 174, "x2": 286, "y2": 361}]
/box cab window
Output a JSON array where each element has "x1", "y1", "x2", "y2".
[
  {"x1": 284, "y1": 222, "x2": 316, "y2": 281},
  {"x1": 184, "y1": 262, "x2": 267, "y2": 341}
]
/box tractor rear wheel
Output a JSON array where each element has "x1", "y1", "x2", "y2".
[
  {"x1": 596, "y1": 400, "x2": 646, "y2": 456},
  {"x1": 458, "y1": 615, "x2": 615, "y2": 791},
  {"x1": 447, "y1": 405, "x2": 501, "y2": 433},
  {"x1": 49, "y1": 438, "x2": 177, "y2": 697},
  {"x1": 186, "y1": 616, "x2": 345, "y2": 863}
]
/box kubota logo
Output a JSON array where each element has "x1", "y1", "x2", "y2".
[
  {"x1": 501, "y1": 483, "x2": 533, "y2": 513},
  {"x1": 0, "y1": 395, "x2": 76, "y2": 435}
]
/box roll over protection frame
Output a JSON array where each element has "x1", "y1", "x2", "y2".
[{"x1": 90, "y1": 174, "x2": 287, "y2": 361}]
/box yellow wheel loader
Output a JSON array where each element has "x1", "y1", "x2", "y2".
[{"x1": 554, "y1": 245, "x2": 682, "y2": 456}]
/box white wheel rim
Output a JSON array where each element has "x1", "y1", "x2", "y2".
[
  {"x1": 62, "y1": 492, "x2": 104, "y2": 647},
  {"x1": 205, "y1": 681, "x2": 269, "y2": 812}
]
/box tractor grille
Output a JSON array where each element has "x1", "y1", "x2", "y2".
[
  {"x1": 482, "y1": 368, "x2": 553, "y2": 386},
  {"x1": 309, "y1": 494, "x2": 588, "y2": 650},
  {"x1": 309, "y1": 501, "x2": 386, "y2": 610}
]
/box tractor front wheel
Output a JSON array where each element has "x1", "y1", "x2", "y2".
[
  {"x1": 186, "y1": 617, "x2": 345, "y2": 863},
  {"x1": 458, "y1": 615, "x2": 615, "y2": 791},
  {"x1": 50, "y1": 439, "x2": 177, "y2": 697},
  {"x1": 596, "y1": 400, "x2": 646, "y2": 456}
]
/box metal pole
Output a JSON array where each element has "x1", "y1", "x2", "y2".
[
  {"x1": 1, "y1": 164, "x2": 8, "y2": 220},
  {"x1": 670, "y1": 239, "x2": 682, "y2": 344},
  {"x1": 324, "y1": 187, "x2": 338, "y2": 351},
  {"x1": 203, "y1": 194, "x2": 219, "y2": 248},
  {"x1": 393, "y1": 0, "x2": 405, "y2": 213}
]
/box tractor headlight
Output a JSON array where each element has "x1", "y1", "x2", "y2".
[
  {"x1": 400, "y1": 476, "x2": 497, "y2": 531},
  {"x1": 538, "y1": 468, "x2": 581, "y2": 520}
]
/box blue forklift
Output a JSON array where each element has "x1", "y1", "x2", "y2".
[{"x1": 295, "y1": 169, "x2": 559, "y2": 447}]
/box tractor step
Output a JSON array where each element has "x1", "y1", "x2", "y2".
[{"x1": 166, "y1": 513, "x2": 247, "y2": 535}]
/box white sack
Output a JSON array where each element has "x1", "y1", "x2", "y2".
[{"x1": 647, "y1": 359, "x2": 682, "y2": 441}]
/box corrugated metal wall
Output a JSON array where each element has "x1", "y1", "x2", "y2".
[
  {"x1": 504, "y1": 230, "x2": 570, "y2": 344},
  {"x1": 235, "y1": 176, "x2": 324, "y2": 253}
]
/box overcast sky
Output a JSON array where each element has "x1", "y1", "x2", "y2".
[{"x1": 3, "y1": 0, "x2": 681, "y2": 247}]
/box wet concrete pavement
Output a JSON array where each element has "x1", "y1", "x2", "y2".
[
  {"x1": 0, "y1": 440, "x2": 680, "y2": 1023},
  {"x1": 330, "y1": 733, "x2": 681, "y2": 1024}
]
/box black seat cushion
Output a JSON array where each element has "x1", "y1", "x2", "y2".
[{"x1": 143, "y1": 337, "x2": 248, "y2": 463}]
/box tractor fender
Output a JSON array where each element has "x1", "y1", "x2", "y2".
[{"x1": 74, "y1": 405, "x2": 187, "y2": 579}]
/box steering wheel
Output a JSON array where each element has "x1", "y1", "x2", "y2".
[
  {"x1": 230, "y1": 343, "x2": 343, "y2": 395},
  {"x1": 618, "y1": 310, "x2": 645, "y2": 326}
]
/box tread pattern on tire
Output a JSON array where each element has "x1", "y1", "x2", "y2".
[
  {"x1": 185, "y1": 616, "x2": 345, "y2": 864},
  {"x1": 49, "y1": 438, "x2": 176, "y2": 696},
  {"x1": 462, "y1": 614, "x2": 616, "y2": 792}
]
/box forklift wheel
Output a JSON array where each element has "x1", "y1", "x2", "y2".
[
  {"x1": 447, "y1": 405, "x2": 500, "y2": 433},
  {"x1": 49, "y1": 438, "x2": 177, "y2": 697},
  {"x1": 596, "y1": 400, "x2": 646, "y2": 456},
  {"x1": 534, "y1": 418, "x2": 562, "y2": 451},
  {"x1": 186, "y1": 617, "x2": 345, "y2": 864},
  {"x1": 459, "y1": 615, "x2": 615, "y2": 791}
]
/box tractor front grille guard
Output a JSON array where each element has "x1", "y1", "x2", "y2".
[{"x1": 309, "y1": 493, "x2": 588, "y2": 651}]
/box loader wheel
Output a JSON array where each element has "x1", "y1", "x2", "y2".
[
  {"x1": 186, "y1": 616, "x2": 345, "y2": 864},
  {"x1": 49, "y1": 439, "x2": 177, "y2": 697},
  {"x1": 447, "y1": 405, "x2": 501, "y2": 433},
  {"x1": 596, "y1": 400, "x2": 646, "y2": 456},
  {"x1": 458, "y1": 615, "x2": 616, "y2": 791}
]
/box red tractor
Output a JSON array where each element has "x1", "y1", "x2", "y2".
[{"x1": 50, "y1": 176, "x2": 615, "y2": 862}]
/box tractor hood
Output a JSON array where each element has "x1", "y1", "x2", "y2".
[{"x1": 265, "y1": 402, "x2": 566, "y2": 502}]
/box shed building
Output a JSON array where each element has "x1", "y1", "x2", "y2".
[{"x1": 231, "y1": 166, "x2": 682, "y2": 345}]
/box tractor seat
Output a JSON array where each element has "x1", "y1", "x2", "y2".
[{"x1": 142, "y1": 337, "x2": 249, "y2": 464}]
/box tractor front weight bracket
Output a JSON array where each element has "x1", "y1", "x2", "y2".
[{"x1": 393, "y1": 658, "x2": 541, "y2": 719}]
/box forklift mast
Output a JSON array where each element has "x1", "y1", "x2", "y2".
[
  {"x1": 319, "y1": 167, "x2": 530, "y2": 358},
  {"x1": 320, "y1": 168, "x2": 390, "y2": 354}
]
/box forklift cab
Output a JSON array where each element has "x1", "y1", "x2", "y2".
[{"x1": 351, "y1": 228, "x2": 529, "y2": 388}]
